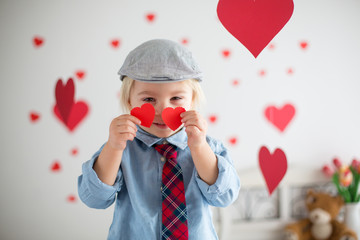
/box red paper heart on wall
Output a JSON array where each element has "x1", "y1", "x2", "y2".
[
  {"x1": 217, "y1": 0, "x2": 294, "y2": 58},
  {"x1": 53, "y1": 78, "x2": 89, "y2": 132},
  {"x1": 55, "y1": 78, "x2": 75, "y2": 123},
  {"x1": 258, "y1": 146, "x2": 287, "y2": 195},
  {"x1": 33, "y1": 36, "x2": 44, "y2": 47},
  {"x1": 54, "y1": 101, "x2": 89, "y2": 132},
  {"x1": 162, "y1": 107, "x2": 186, "y2": 131},
  {"x1": 265, "y1": 103, "x2": 295, "y2": 132},
  {"x1": 130, "y1": 103, "x2": 155, "y2": 128}
]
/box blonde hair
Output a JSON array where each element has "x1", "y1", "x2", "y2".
[{"x1": 120, "y1": 77, "x2": 205, "y2": 112}]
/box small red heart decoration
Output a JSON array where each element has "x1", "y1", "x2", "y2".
[
  {"x1": 181, "y1": 38, "x2": 189, "y2": 45},
  {"x1": 33, "y1": 36, "x2": 44, "y2": 47},
  {"x1": 50, "y1": 161, "x2": 61, "y2": 172},
  {"x1": 222, "y1": 49, "x2": 231, "y2": 58},
  {"x1": 258, "y1": 146, "x2": 287, "y2": 195},
  {"x1": 71, "y1": 147, "x2": 78, "y2": 156},
  {"x1": 232, "y1": 79, "x2": 240, "y2": 86},
  {"x1": 111, "y1": 39, "x2": 120, "y2": 48},
  {"x1": 229, "y1": 137, "x2": 238, "y2": 145},
  {"x1": 67, "y1": 194, "x2": 76, "y2": 203},
  {"x1": 162, "y1": 107, "x2": 186, "y2": 131},
  {"x1": 75, "y1": 70, "x2": 85, "y2": 80},
  {"x1": 30, "y1": 111, "x2": 40, "y2": 123},
  {"x1": 217, "y1": 0, "x2": 294, "y2": 58},
  {"x1": 208, "y1": 115, "x2": 218, "y2": 123},
  {"x1": 146, "y1": 13, "x2": 156, "y2": 22},
  {"x1": 130, "y1": 103, "x2": 155, "y2": 128},
  {"x1": 300, "y1": 41, "x2": 308, "y2": 50},
  {"x1": 265, "y1": 103, "x2": 295, "y2": 132}
]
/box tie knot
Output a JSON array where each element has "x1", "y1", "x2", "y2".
[{"x1": 155, "y1": 144, "x2": 177, "y2": 160}]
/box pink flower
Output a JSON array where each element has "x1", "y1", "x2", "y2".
[
  {"x1": 322, "y1": 165, "x2": 334, "y2": 177},
  {"x1": 333, "y1": 158, "x2": 342, "y2": 169},
  {"x1": 339, "y1": 165, "x2": 353, "y2": 187},
  {"x1": 351, "y1": 159, "x2": 360, "y2": 174}
]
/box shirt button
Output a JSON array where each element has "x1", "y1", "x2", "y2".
[
  {"x1": 162, "y1": 140, "x2": 167, "y2": 144},
  {"x1": 160, "y1": 157, "x2": 165, "y2": 162},
  {"x1": 160, "y1": 187, "x2": 163, "y2": 191}
]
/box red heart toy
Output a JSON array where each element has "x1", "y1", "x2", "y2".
[
  {"x1": 258, "y1": 146, "x2": 287, "y2": 195},
  {"x1": 265, "y1": 103, "x2": 295, "y2": 132},
  {"x1": 217, "y1": 0, "x2": 294, "y2": 58},
  {"x1": 130, "y1": 103, "x2": 155, "y2": 128},
  {"x1": 162, "y1": 107, "x2": 186, "y2": 131}
]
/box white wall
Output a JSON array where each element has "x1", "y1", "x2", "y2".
[{"x1": 0, "y1": 0, "x2": 359, "y2": 239}]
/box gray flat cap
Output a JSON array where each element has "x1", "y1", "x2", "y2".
[{"x1": 118, "y1": 39, "x2": 203, "y2": 82}]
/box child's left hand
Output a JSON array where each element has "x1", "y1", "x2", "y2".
[{"x1": 180, "y1": 110, "x2": 208, "y2": 148}]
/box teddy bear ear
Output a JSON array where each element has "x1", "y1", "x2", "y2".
[
  {"x1": 335, "y1": 195, "x2": 344, "y2": 205},
  {"x1": 306, "y1": 189, "x2": 315, "y2": 195}
]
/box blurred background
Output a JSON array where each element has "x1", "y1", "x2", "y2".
[{"x1": 0, "y1": 0, "x2": 359, "y2": 239}]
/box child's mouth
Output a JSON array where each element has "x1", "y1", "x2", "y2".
[{"x1": 153, "y1": 122, "x2": 168, "y2": 129}]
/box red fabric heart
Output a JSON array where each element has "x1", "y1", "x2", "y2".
[
  {"x1": 265, "y1": 103, "x2": 295, "y2": 132},
  {"x1": 55, "y1": 78, "x2": 75, "y2": 123},
  {"x1": 217, "y1": 0, "x2": 294, "y2": 58},
  {"x1": 54, "y1": 101, "x2": 89, "y2": 132},
  {"x1": 130, "y1": 103, "x2": 155, "y2": 128},
  {"x1": 162, "y1": 107, "x2": 186, "y2": 131},
  {"x1": 258, "y1": 146, "x2": 287, "y2": 195}
]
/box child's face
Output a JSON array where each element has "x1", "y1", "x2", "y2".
[{"x1": 129, "y1": 80, "x2": 193, "y2": 138}]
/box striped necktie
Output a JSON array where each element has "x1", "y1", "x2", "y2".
[{"x1": 155, "y1": 144, "x2": 188, "y2": 240}]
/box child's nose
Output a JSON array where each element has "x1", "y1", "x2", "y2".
[{"x1": 154, "y1": 102, "x2": 169, "y2": 115}]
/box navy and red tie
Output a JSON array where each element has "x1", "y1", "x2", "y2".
[{"x1": 155, "y1": 144, "x2": 188, "y2": 240}]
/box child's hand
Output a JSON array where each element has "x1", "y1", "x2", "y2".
[
  {"x1": 181, "y1": 110, "x2": 208, "y2": 148},
  {"x1": 108, "y1": 114, "x2": 141, "y2": 151}
]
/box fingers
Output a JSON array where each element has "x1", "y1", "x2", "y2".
[
  {"x1": 181, "y1": 111, "x2": 207, "y2": 131},
  {"x1": 108, "y1": 114, "x2": 141, "y2": 150}
]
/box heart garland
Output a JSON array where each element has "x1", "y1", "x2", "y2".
[{"x1": 130, "y1": 104, "x2": 185, "y2": 131}]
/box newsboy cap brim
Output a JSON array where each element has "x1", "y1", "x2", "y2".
[{"x1": 118, "y1": 39, "x2": 203, "y2": 83}]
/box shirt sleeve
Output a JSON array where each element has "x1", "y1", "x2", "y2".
[
  {"x1": 77, "y1": 143, "x2": 124, "y2": 209},
  {"x1": 195, "y1": 137, "x2": 241, "y2": 207}
]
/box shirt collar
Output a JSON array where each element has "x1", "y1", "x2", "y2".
[{"x1": 135, "y1": 126, "x2": 188, "y2": 150}]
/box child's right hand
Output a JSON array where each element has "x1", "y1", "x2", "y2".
[{"x1": 108, "y1": 114, "x2": 141, "y2": 151}]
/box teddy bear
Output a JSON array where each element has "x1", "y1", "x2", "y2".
[{"x1": 284, "y1": 189, "x2": 358, "y2": 240}]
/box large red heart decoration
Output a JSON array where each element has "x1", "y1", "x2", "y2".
[
  {"x1": 258, "y1": 146, "x2": 287, "y2": 195},
  {"x1": 265, "y1": 103, "x2": 295, "y2": 132},
  {"x1": 217, "y1": 0, "x2": 294, "y2": 58},
  {"x1": 162, "y1": 107, "x2": 186, "y2": 131},
  {"x1": 54, "y1": 101, "x2": 89, "y2": 132},
  {"x1": 53, "y1": 78, "x2": 89, "y2": 132},
  {"x1": 55, "y1": 78, "x2": 75, "y2": 123},
  {"x1": 130, "y1": 103, "x2": 155, "y2": 128}
]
